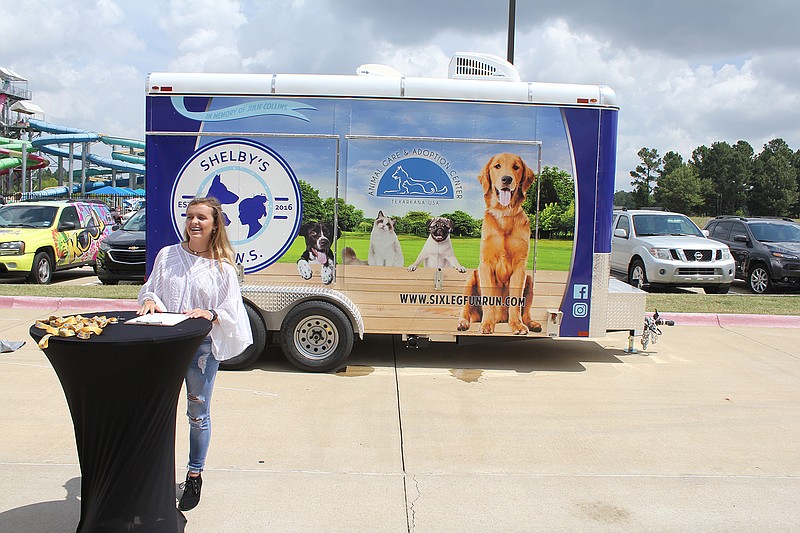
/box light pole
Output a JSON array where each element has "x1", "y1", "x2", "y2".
[{"x1": 507, "y1": 0, "x2": 516, "y2": 64}]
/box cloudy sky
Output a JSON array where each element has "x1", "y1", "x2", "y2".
[{"x1": 3, "y1": 0, "x2": 799, "y2": 191}]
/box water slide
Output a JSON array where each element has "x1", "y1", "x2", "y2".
[
  {"x1": 28, "y1": 119, "x2": 145, "y2": 175},
  {"x1": 0, "y1": 137, "x2": 48, "y2": 175}
]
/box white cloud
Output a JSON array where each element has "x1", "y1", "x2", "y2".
[{"x1": 1, "y1": 1, "x2": 798, "y2": 191}]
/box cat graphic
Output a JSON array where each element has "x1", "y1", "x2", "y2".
[{"x1": 341, "y1": 210, "x2": 404, "y2": 267}]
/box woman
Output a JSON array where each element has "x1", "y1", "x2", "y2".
[{"x1": 137, "y1": 197, "x2": 252, "y2": 511}]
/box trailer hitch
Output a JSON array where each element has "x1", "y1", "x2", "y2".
[{"x1": 625, "y1": 310, "x2": 674, "y2": 353}]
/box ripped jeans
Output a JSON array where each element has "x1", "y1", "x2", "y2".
[{"x1": 185, "y1": 336, "x2": 220, "y2": 473}]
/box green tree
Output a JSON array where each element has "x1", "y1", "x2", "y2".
[
  {"x1": 655, "y1": 164, "x2": 704, "y2": 215},
  {"x1": 630, "y1": 147, "x2": 661, "y2": 208},
  {"x1": 396, "y1": 211, "x2": 430, "y2": 235},
  {"x1": 298, "y1": 180, "x2": 324, "y2": 223},
  {"x1": 793, "y1": 148, "x2": 800, "y2": 217},
  {"x1": 613, "y1": 190, "x2": 635, "y2": 209},
  {"x1": 660, "y1": 151, "x2": 684, "y2": 178},
  {"x1": 321, "y1": 197, "x2": 364, "y2": 231},
  {"x1": 441, "y1": 210, "x2": 480, "y2": 237},
  {"x1": 691, "y1": 141, "x2": 752, "y2": 215},
  {"x1": 748, "y1": 138, "x2": 798, "y2": 216}
]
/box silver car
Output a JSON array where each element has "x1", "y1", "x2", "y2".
[{"x1": 610, "y1": 209, "x2": 735, "y2": 294}]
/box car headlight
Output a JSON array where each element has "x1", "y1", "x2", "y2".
[
  {"x1": 721, "y1": 248, "x2": 731, "y2": 260},
  {"x1": 0, "y1": 241, "x2": 25, "y2": 254},
  {"x1": 99, "y1": 241, "x2": 113, "y2": 252},
  {"x1": 771, "y1": 250, "x2": 799, "y2": 260},
  {"x1": 648, "y1": 247, "x2": 672, "y2": 260}
]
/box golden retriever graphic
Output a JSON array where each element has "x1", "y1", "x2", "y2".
[{"x1": 457, "y1": 153, "x2": 542, "y2": 334}]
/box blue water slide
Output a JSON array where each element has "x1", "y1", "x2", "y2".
[{"x1": 28, "y1": 119, "x2": 145, "y2": 175}]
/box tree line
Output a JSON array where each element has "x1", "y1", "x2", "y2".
[
  {"x1": 615, "y1": 138, "x2": 800, "y2": 217},
  {"x1": 300, "y1": 166, "x2": 576, "y2": 239}
]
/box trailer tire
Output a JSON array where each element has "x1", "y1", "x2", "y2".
[
  {"x1": 280, "y1": 301, "x2": 354, "y2": 373},
  {"x1": 220, "y1": 302, "x2": 268, "y2": 371}
]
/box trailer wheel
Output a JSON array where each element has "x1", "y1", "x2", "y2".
[
  {"x1": 219, "y1": 302, "x2": 268, "y2": 371},
  {"x1": 280, "y1": 301, "x2": 354, "y2": 372}
]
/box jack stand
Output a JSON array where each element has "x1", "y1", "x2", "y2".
[{"x1": 624, "y1": 329, "x2": 638, "y2": 353}]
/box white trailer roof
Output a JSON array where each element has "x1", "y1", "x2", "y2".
[{"x1": 146, "y1": 72, "x2": 618, "y2": 108}]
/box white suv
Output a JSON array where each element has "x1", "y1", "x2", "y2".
[{"x1": 611, "y1": 209, "x2": 735, "y2": 294}]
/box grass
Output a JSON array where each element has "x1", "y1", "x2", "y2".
[
  {"x1": 0, "y1": 284, "x2": 140, "y2": 300},
  {"x1": 284, "y1": 233, "x2": 575, "y2": 271},
  {"x1": 646, "y1": 292, "x2": 800, "y2": 315}
]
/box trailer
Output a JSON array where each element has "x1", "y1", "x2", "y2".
[{"x1": 145, "y1": 52, "x2": 645, "y2": 372}]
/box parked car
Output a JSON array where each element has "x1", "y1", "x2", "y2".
[
  {"x1": 0, "y1": 200, "x2": 115, "y2": 284},
  {"x1": 95, "y1": 208, "x2": 146, "y2": 285},
  {"x1": 610, "y1": 209, "x2": 735, "y2": 293},
  {"x1": 703, "y1": 216, "x2": 800, "y2": 293}
]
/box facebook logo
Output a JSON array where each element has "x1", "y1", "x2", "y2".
[{"x1": 573, "y1": 284, "x2": 589, "y2": 300}]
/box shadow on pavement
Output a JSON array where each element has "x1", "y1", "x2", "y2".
[
  {"x1": 0, "y1": 477, "x2": 80, "y2": 533},
  {"x1": 241, "y1": 333, "x2": 627, "y2": 375}
]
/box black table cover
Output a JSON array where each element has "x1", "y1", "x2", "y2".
[{"x1": 30, "y1": 311, "x2": 212, "y2": 533}]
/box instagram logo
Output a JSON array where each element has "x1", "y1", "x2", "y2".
[{"x1": 572, "y1": 302, "x2": 588, "y2": 317}]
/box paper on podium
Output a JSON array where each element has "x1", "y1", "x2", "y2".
[{"x1": 125, "y1": 313, "x2": 190, "y2": 326}]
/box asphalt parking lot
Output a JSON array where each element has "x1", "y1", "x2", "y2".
[{"x1": 1, "y1": 299, "x2": 799, "y2": 532}]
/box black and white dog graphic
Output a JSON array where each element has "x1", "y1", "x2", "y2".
[{"x1": 297, "y1": 222, "x2": 340, "y2": 285}]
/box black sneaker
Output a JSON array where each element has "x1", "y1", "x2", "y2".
[{"x1": 178, "y1": 472, "x2": 202, "y2": 511}]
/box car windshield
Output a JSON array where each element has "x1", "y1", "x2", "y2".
[
  {"x1": 749, "y1": 222, "x2": 800, "y2": 243},
  {"x1": 632, "y1": 214, "x2": 703, "y2": 237},
  {"x1": 0, "y1": 205, "x2": 58, "y2": 228},
  {"x1": 122, "y1": 209, "x2": 146, "y2": 231}
]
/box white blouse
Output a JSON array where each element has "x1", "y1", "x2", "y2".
[{"x1": 138, "y1": 244, "x2": 253, "y2": 361}]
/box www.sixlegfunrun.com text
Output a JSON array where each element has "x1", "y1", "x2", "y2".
[{"x1": 399, "y1": 293, "x2": 526, "y2": 307}]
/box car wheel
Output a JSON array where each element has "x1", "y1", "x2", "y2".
[
  {"x1": 628, "y1": 258, "x2": 647, "y2": 289},
  {"x1": 704, "y1": 284, "x2": 730, "y2": 294},
  {"x1": 280, "y1": 300, "x2": 354, "y2": 373},
  {"x1": 748, "y1": 264, "x2": 771, "y2": 294},
  {"x1": 220, "y1": 302, "x2": 268, "y2": 371},
  {"x1": 28, "y1": 251, "x2": 53, "y2": 284}
]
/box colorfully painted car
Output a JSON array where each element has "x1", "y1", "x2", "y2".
[
  {"x1": 611, "y1": 209, "x2": 735, "y2": 293},
  {"x1": 703, "y1": 216, "x2": 800, "y2": 293},
  {"x1": 0, "y1": 200, "x2": 115, "y2": 283},
  {"x1": 95, "y1": 208, "x2": 146, "y2": 285}
]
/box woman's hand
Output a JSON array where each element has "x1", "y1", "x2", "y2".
[
  {"x1": 138, "y1": 299, "x2": 161, "y2": 316},
  {"x1": 184, "y1": 308, "x2": 215, "y2": 322}
]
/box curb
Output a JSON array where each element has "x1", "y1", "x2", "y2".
[{"x1": 653, "y1": 312, "x2": 800, "y2": 329}]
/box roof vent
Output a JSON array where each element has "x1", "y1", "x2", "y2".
[
  {"x1": 447, "y1": 52, "x2": 520, "y2": 82},
  {"x1": 356, "y1": 63, "x2": 402, "y2": 77}
]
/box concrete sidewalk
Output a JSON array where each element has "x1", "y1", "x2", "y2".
[{"x1": 1, "y1": 300, "x2": 799, "y2": 532}]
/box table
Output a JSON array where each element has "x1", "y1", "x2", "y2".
[{"x1": 30, "y1": 311, "x2": 212, "y2": 533}]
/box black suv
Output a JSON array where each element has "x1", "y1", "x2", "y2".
[
  {"x1": 703, "y1": 216, "x2": 800, "y2": 293},
  {"x1": 95, "y1": 209, "x2": 146, "y2": 284}
]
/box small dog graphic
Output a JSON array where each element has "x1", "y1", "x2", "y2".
[
  {"x1": 297, "y1": 222, "x2": 339, "y2": 285},
  {"x1": 408, "y1": 217, "x2": 466, "y2": 272}
]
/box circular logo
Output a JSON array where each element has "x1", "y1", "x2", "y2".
[{"x1": 170, "y1": 138, "x2": 302, "y2": 273}]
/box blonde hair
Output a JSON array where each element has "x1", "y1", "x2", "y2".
[{"x1": 183, "y1": 197, "x2": 235, "y2": 266}]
